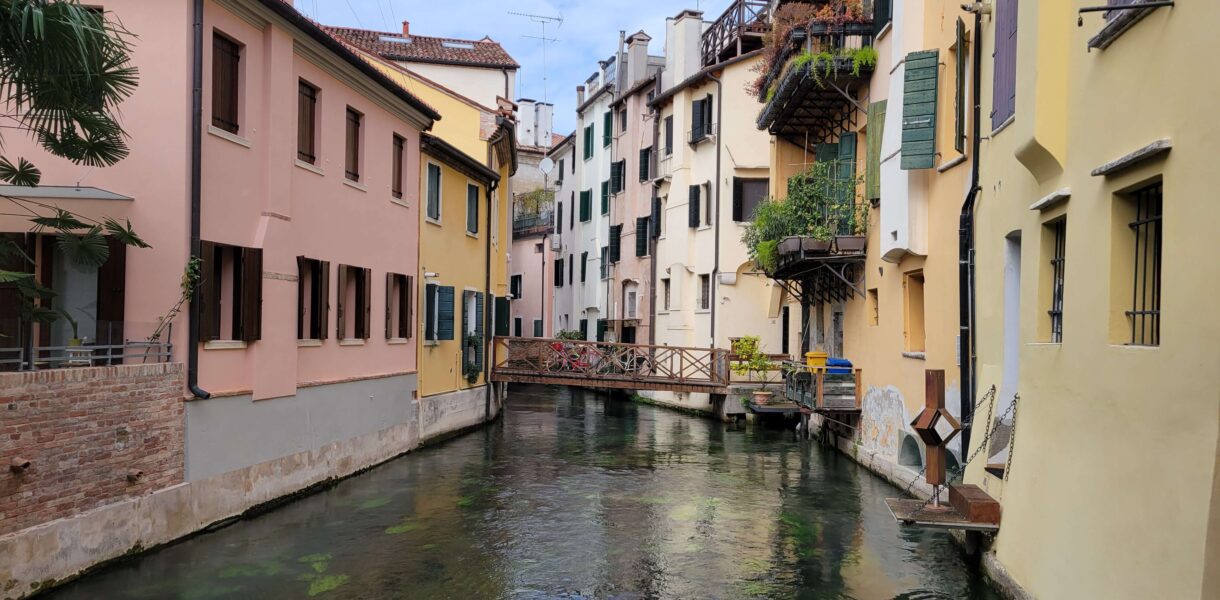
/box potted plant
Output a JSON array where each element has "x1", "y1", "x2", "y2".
[
  {"x1": 731, "y1": 336, "x2": 779, "y2": 404},
  {"x1": 803, "y1": 225, "x2": 834, "y2": 254},
  {"x1": 462, "y1": 333, "x2": 481, "y2": 384},
  {"x1": 835, "y1": 200, "x2": 869, "y2": 253},
  {"x1": 60, "y1": 310, "x2": 92, "y2": 366}
]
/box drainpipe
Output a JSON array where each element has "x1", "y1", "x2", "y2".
[
  {"x1": 648, "y1": 100, "x2": 660, "y2": 346},
  {"x1": 484, "y1": 179, "x2": 496, "y2": 418},
  {"x1": 959, "y1": 8, "x2": 984, "y2": 454},
  {"x1": 188, "y1": 0, "x2": 210, "y2": 400},
  {"x1": 541, "y1": 233, "x2": 548, "y2": 336},
  {"x1": 708, "y1": 72, "x2": 724, "y2": 348}
]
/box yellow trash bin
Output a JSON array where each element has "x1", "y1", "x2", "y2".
[{"x1": 805, "y1": 351, "x2": 828, "y2": 369}]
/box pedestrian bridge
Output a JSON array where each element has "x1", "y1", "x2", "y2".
[{"x1": 490, "y1": 337, "x2": 731, "y2": 394}]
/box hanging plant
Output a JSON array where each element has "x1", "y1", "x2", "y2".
[{"x1": 462, "y1": 333, "x2": 481, "y2": 384}]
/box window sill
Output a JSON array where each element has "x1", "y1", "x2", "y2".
[
  {"x1": 425, "y1": 217, "x2": 442, "y2": 227},
  {"x1": 343, "y1": 179, "x2": 368, "y2": 193},
  {"x1": 901, "y1": 351, "x2": 926, "y2": 360},
  {"x1": 424, "y1": 340, "x2": 439, "y2": 347},
  {"x1": 697, "y1": 225, "x2": 713, "y2": 232},
  {"x1": 937, "y1": 154, "x2": 968, "y2": 173},
  {"x1": 466, "y1": 231, "x2": 479, "y2": 239},
  {"x1": 695, "y1": 309, "x2": 710, "y2": 314},
  {"x1": 208, "y1": 126, "x2": 251, "y2": 149},
  {"x1": 295, "y1": 159, "x2": 324, "y2": 177},
  {"x1": 390, "y1": 196, "x2": 410, "y2": 209},
  {"x1": 1110, "y1": 343, "x2": 1160, "y2": 350},
  {"x1": 339, "y1": 339, "x2": 366, "y2": 347},
  {"x1": 297, "y1": 339, "x2": 323, "y2": 348},
  {"x1": 204, "y1": 340, "x2": 248, "y2": 351},
  {"x1": 990, "y1": 115, "x2": 1015, "y2": 138},
  {"x1": 387, "y1": 338, "x2": 410, "y2": 345},
  {"x1": 876, "y1": 21, "x2": 893, "y2": 41},
  {"x1": 1026, "y1": 342, "x2": 1062, "y2": 347}
]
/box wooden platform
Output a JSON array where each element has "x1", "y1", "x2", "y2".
[
  {"x1": 885, "y1": 498, "x2": 1000, "y2": 533},
  {"x1": 492, "y1": 370, "x2": 728, "y2": 394},
  {"x1": 748, "y1": 401, "x2": 805, "y2": 414}
]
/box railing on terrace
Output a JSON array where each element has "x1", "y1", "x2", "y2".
[
  {"x1": 688, "y1": 122, "x2": 720, "y2": 146},
  {"x1": 701, "y1": 0, "x2": 771, "y2": 66},
  {"x1": 513, "y1": 211, "x2": 554, "y2": 234},
  {"x1": 0, "y1": 320, "x2": 174, "y2": 372},
  {"x1": 783, "y1": 364, "x2": 862, "y2": 411},
  {"x1": 758, "y1": 20, "x2": 876, "y2": 104},
  {"x1": 492, "y1": 337, "x2": 731, "y2": 392}
]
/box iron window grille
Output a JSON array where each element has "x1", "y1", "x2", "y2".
[
  {"x1": 1047, "y1": 219, "x2": 1066, "y2": 343},
  {"x1": 1127, "y1": 183, "x2": 1162, "y2": 346}
]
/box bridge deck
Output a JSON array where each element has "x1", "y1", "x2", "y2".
[{"x1": 491, "y1": 337, "x2": 731, "y2": 394}]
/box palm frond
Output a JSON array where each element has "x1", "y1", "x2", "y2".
[
  {"x1": 56, "y1": 225, "x2": 109, "y2": 267},
  {"x1": 103, "y1": 217, "x2": 149, "y2": 248},
  {"x1": 0, "y1": 156, "x2": 40, "y2": 185}
]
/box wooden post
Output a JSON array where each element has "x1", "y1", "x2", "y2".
[
  {"x1": 854, "y1": 368, "x2": 862, "y2": 408},
  {"x1": 815, "y1": 368, "x2": 824, "y2": 409},
  {"x1": 925, "y1": 370, "x2": 946, "y2": 486}
]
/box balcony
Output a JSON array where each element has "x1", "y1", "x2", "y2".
[
  {"x1": 512, "y1": 211, "x2": 554, "y2": 237},
  {"x1": 688, "y1": 122, "x2": 719, "y2": 146},
  {"x1": 756, "y1": 16, "x2": 877, "y2": 150},
  {"x1": 701, "y1": 0, "x2": 772, "y2": 67}
]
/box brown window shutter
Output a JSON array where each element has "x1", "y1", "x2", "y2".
[
  {"x1": 297, "y1": 256, "x2": 307, "y2": 339},
  {"x1": 319, "y1": 260, "x2": 330, "y2": 340},
  {"x1": 385, "y1": 272, "x2": 394, "y2": 339},
  {"x1": 96, "y1": 238, "x2": 127, "y2": 347},
  {"x1": 240, "y1": 247, "x2": 262, "y2": 342},
  {"x1": 407, "y1": 275, "x2": 417, "y2": 339},
  {"x1": 198, "y1": 241, "x2": 219, "y2": 342},
  {"x1": 336, "y1": 265, "x2": 348, "y2": 340},
  {"x1": 361, "y1": 267, "x2": 372, "y2": 339},
  {"x1": 37, "y1": 235, "x2": 55, "y2": 346}
]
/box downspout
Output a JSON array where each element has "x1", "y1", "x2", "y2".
[
  {"x1": 648, "y1": 98, "x2": 660, "y2": 346},
  {"x1": 708, "y1": 72, "x2": 724, "y2": 348},
  {"x1": 541, "y1": 233, "x2": 547, "y2": 336},
  {"x1": 188, "y1": 0, "x2": 210, "y2": 399},
  {"x1": 484, "y1": 178, "x2": 496, "y2": 418},
  {"x1": 959, "y1": 8, "x2": 984, "y2": 454}
]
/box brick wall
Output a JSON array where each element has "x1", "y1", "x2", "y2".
[{"x1": 0, "y1": 363, "x2": 185, "y2": 536}]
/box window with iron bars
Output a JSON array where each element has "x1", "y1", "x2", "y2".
[
  {"x1": 1048, "y1": 218, "x2": 1066, "y2": 343},
  {"x1": 1126, "y1": 183, "x2": 1161, "y2": 346}
]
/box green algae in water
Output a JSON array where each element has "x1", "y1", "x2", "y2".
[
  {"x1": 297, "y1": 553, "x2": 331, "y2": 574},
  {"x1": 306, "y1": 574, "x2": 350, "y2": 597},
  {"x1": 385, "y1": 519, "x2": 419, "y2": 534},
  {"x1": 422, "y1": 544, "x2": 437, "y2": 550},
  {"x1": 216, "y1": 564, "x2": 261, "y2": 579},
  {"x1": 357, "y1": 497, "x2": 392, "y2": 510},
  {"x1": 183, "y1": 584, "x2": 246, "y2": 599},
  {"x1": 456, "y1": 495, "x2": 475, "y2": 508}
]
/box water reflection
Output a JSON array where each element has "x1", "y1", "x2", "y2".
[{"x1": 46, "y1": 385, "x2": 998, "y2": 599}]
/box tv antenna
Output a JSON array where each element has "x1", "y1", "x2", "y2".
[{"x1": 509, "y1": 11, "x2": 562, "y2": 104}]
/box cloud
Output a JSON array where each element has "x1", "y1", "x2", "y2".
[{"x1": 297, "y1": 0, "x2": 703, "y2": 134}]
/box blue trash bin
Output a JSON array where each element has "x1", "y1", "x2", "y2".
[{"x1": 826, "y1": 357, "x2": 853, "y2": 375}]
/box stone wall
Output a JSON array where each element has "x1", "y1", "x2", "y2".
[{"x1": 0, "y1": 364, "x2": 185, "y2": 537}]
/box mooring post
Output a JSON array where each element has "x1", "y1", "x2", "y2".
[{"x1": 911, "y1": 369, "x2": 960, "y2": 507}]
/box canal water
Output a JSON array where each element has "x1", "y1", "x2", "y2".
[{"x1": 46, "y1": 385, "x2": 1000, "y2": 599}]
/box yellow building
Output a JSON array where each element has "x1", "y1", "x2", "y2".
[
  {"x1": 327, "y1": 27, "x2": 517, "y2": 435},
  {"x1": 960, "y1": 1, "x2": 1220, "y2": 598}
]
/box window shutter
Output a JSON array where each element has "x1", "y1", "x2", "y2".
[
  {"x1": 992, "y1": 0, "x2": 1017, "y2": 129},
  {"x1": 319, "y1": 261, "x2": 330, "y2": 340},
  {"x1": 198, "y1": 241, "x2": 219, "y2": 342},
  {"x1": 361, "y1": 267, "x2": 372, "y2": 339},
  {"x1": 425, "y1": 283, "x2": 437, "y2": 340},
  {"x1": 688, "y1": 185, "x2": 700, "y2": 228},
  {"x1": 580, "y1": 251, "x2": 588, "y2": 282},
  {"x1": 580, "y1": 190, "x2": 591, "y2": 221},
  {"x1": 609, "y1": 225, "x2": 622, "y2": 263},
  {"x1": 955, "y1": 17, "x2": 968, "y2": 154},
  {"x1": 96, "y1": 237, "x2": 126, "y2": 347},
  {"x1": 336, "y1": 266, "x2": 348, "y2": 340},
  {"x1": 555, "y1": 258, "x2": 564, "y2": 287},
  {"x1": 297, "y1": 256, "x2": 308, "y2": 340},
  {"x1": 611, "y1": 160, "x2": 624, "y2": 194},
  {"x1": 704, "y1": 94, "x2": 714, "y2": 132},
  {"x1": 437, "y1": 286, "x2": 455, "y2": 340},
  {"x1": 386, "y1": 272, "x2": 394, "y2": 339},
  {"x1": 568, "y1": 254, "x2": 573, "y2": 284},
  {"x1": 636, "y1": 217, "x2": 649, "y2": 257},
  {"x1": 601, "y1": 181, "x2": 609, "y2": 214},
  {"x1": 603, "y1": 111, "x2": 612, "y2": 146},
  {"x1": 474, "y1": 292, "x2": 485, "y2": 371},
  {"x1": 240, "y1": 247, "x2": 262, "y2": 342},
  {"x1": 494, "y1": 296, "x2": 510, "y2": 337},
  {"x1": 639, "y1": 148, "x2": 650, "y2": 181},
  {"x1": 533, "y1": 320, "x2": 543, "y2": 337},
  {"x1": 866, "y1": 100, "x2": 887, "y2": 200},
  {"x1": 557, "y1": 202, "x2": 564, "y2": 234},
  {"x1": 901, "y1": 50, "x2": 939, "y2": 170},
  {"x1": 579, "y1": 318, "x2": 588, "y2": 340},
  {"x1": 691, "y1": 99, "x2": 705, "y2": 140},
  {"x1": 664, "y1": 116, "x2": 674, "y2": 153},
  {"x1": 401, "y1": 275, "x2": 412, "y2": 339},
  {"x1": 836, "y1": 132, "x2": 858, "y2": 211},
  {"x1": 596, "y1": 319, "x2": 607, "y2": 342},
  {"x1": 732, "y1": 177, "x2": 744, "y2": 221},
  {"x1": 874, "y1": 0, "x2": 893, "y2": 37}
]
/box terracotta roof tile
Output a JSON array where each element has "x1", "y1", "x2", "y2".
[{"x1": 323, "y1": 25, "x2": 519, "y2": 70}]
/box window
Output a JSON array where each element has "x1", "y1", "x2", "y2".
[
  {"x1": 533, "y1": 319, "x2": 543, "y2": 337},
  {"x1": 579, "y1": 318, "x2": 589, "y2": 340},
  {"x1": 664, "y1": 116, "x2": 674, "y2": 155},
  {"x1": 337, "y1": 264, "x2": 371, "y2": 340},
  {"x1": 903, "y1": 271, "x2": 926, "y2": 352},
  {"x1": 874, "y1": 0, "x2": 893, "y2": 36},
  {"x1": 654, "y1": 196, "x2": 665, "y2": 237},
  {"x1": 619, "y1": 108, "x2": 628, "y2": 132},
  {"x1": 781, "y1": 306, "x2": 790, "y2": 354},
  {"x1": 199, "y1": 242, "x2": 261, "y2": 343},
  {"x1": 1045, "y1": 219, "x2": 1066, "y2": 343},
  {"x1": 514, "y1": 317, "x2": 522, "y2": 337},
  {"x1": 639, "y1": 147, "x2": 652, "y2": 181},
  {"x1": 732, "y1": 178, "x2": 768, "y2": 222},
  {"x1": 568, "y1": 254, "x2": 574, "y2": 285},
  {"x1": 992, "y1": 0, "x2": 1018, "y2": 130},
  {"x1": 345, "y1": 107, "x2": 362, "y2": 181},
  {"x1": 556, "y1": 159, "x2": 564, "y2": 186},
  {"x1": 610, "y1": 160, "x2": 625, "y2": 194},
  {"x1": 627, "y1": 289, "x2": 638, "y2": 318},
  {"x1": 570, "y1": 191, "x2": 576, "y2": 228},
  {"x1": 600, "y1": 246, "x2": 609, "y2": 280},
  {"x1": 661, "y1": 278, "x2": 671, "y2": 311},
  {"x1": 953, "y1": 17, "x2": 967, "y2": 154},
  {"x1": 392, "y1": 135, "x2": 405, "y2": 199},
  {"x1": 426, "y1": 163, "x2": 442, "y2": 221},
  {"x1": 297, "y1": 80, "x2": 317, "y2": 163},
  {"x1": 557, "y1": 201, "x2": 564, "y2": 235},
  {"x1": 580, "y1": 190, "x2": 592, "y2": 222},
  {"x1": 424, "y1": 283, "x2": 454, "y2": 341},
  {"x1": 1126, "y1": 183, "x2": 1162, "y2": 346},
  {"x1": 466, "y1": 183, "x2": 480, "y2": 234},
  {"x1": 580, "y1": 251, "x2": 588, "y2": 283},
  {"x1": 535, "y1": 243, "x2": 543, "y2": 254},
  {"x1": 635, "y1": 216, "x2": 649, "y2": 257},
  {"x1": 386, "y1": 273, "x2": 412, "y2": 339},
  {"x1": 601, "y1": 181, "x2": 610, "y2": 215},
  {"x1": 603, "y1": 111, "x2": 612, "y2": 147},
  {"x1": 867, "y1": 288, "x2": 879, "y2": 326},
  {"x1": 690, "y1": 94, "x2": 714, "y2": 143},
  {"x1": 510, "y1": 274, "x2": 523, "y2": 299},
  {"x1": 583, "y1": 123, "x2": 594, "y2": 160},
  {"x1": 688, "y1": 185, "x2": 701, "y2": 228},
  {"x1": 554, "y1": 257, "x2": 565, "y2": 287},
  {"x1": 296, "y1": 257, "x2": 329, "y2": 340},
  {"x1": 699, "y1": 274, "x2": 711, "y2": 310},
  {"x1": 608, "y1": 224, "x2": 622, "y2": 263},
  {"x1": 211, "y1": 33, "x2": 241, "y2": 134}
]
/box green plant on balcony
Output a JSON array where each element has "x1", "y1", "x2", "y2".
[
  {"x1": 750, "y1": 0, "x2": 875, "y2": 99},
  {"x1": 742, "y1": 161, "x2": 862, "y2": 272}
]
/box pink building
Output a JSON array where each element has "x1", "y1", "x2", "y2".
[{"x1": 0, "y1": 0, "x2": 439, "y2": 480}]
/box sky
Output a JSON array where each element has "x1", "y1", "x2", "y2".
[{"x1": 294, "y1": 0, "x2": 722, "y2": 135}]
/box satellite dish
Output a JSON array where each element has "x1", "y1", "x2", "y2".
[{"x1": 539, "y1": 157, "x2": 555, "y2": 175}]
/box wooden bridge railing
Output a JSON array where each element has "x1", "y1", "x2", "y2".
[
  {"x1": 784, "y1": 366, "x2": 862, "y2": 411},
  {"x1": 492, "y1": 337, "x2": 731, "y2": 391}
]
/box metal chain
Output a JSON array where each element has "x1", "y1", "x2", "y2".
[{"x1": 1002, "y1": 393, "x2": 1020, "y2": 482}]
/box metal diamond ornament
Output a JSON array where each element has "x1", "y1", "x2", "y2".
[{"x1": 911, "y1": 407, "x2": 961, "y2": 447}]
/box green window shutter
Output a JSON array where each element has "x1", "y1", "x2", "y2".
[
  {"x1": 635, "y1": 217, "x2": 649, "y2": 257},
  {"x1": 437, "y1": 286, "x2": 455, "y2": 341},
  {"x1": 611, "y1": 160, "x2": 625, "y2": 194},
  {"x1": 584, "y1": 124, "x2": 594, "y2": 159},
  {"x1": 494, "y1": 296, "x2": 510, "y2": 337},
  {"x1": 596, "y1": 319, "x2": 607, "y2": 342},
  {"x1": 603, "y1": 111, "x2": 612, "y2": 146},
  {"x1": 580, "y1": 190, "x2": 592, "y2": 221},
  {"x1": 866, "y1": 100, "x2": 887, "y2": 201},
  {"x1": 474, "y1": 292, "x2": 485, "y2": 371},
  {"x1": 691, "y1": 98, "x2": 705, "y2": 141},
  {"x1": 601, "y1": 181, "x2": 610, "y2": 215},
  {"x1": 579, "y1": 318, "x2": 588, "y2": 340},
  {"x1": 580, "y1": 251, "x2": 588, "y2": 282},
  {"x1": 651, "y1": 197, "x2": 661, "y2": 239},
  {"x1": 555, "y1": 258, "x2": 564, "y2": 287},
  {"x1": 836, "y1": 132, "x2": 858, "y2": 234},
  {"x1": 425, "y1": 283, "x2": 437, "y2": 340},
  {"x1": 609, "y1": 224, "x2": 622, "y2": 263},
  {"x1": 688, "y1": 185, "x2": 700, "y2": 228},
  {"x1": 533, "y1": 320, "x2": 543, "y2": 337},
  {"x1": 955, "y1": 18, "x2": 967, "y2": 154},
  {"x1": 901, "y1": 49, "x2": 939, "y2": 170},
  {"x1": 639, "y1": 148, "x2": 651, "y2": 181}
]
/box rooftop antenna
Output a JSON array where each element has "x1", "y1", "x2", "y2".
[{"x1": 509, "y1": 11, "x2": 562, "y2": 104}]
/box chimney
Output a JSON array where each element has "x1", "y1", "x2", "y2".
[
  {"x1": 402, "y1": 21, "x2": 410, "y2": 36},
  {"x1": 626, "y1": 31, "x2": 652, "y2": 87},
  {"x1": 667, "y1": 9, "x2": 704, "y2": 83},
  {"x1": 577, "y1": 85, "x2": 586, "y2": 106},
  {"x1": 516, "y1": 99, "x2": 537, "y2": 147},
  {"x1": 617, "y1": 30, "x2": 628, "y2": 89},
  {"x1": 535, "y1": 103, "x2": 554, "y2": 148}
]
